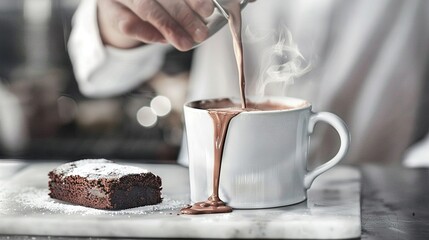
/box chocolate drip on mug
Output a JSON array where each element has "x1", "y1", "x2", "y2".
[
  {"x1": 181, "y1": 109, "x2": 240, "y2": 214},
  {"x1": 181, "y1": 0, "x2": 246, "y2": 215}
]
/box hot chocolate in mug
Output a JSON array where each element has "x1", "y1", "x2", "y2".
[{"x1": 184, "y1": 96, "x2": 350, "y2": 209}]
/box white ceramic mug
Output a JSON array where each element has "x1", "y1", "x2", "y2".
[{"x1": 184, "y1": 96, "x2": 350, "y2": 209}]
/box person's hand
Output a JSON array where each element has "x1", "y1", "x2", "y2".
[{"x1": 97, "y1": 0, "x2": 214, "y2": 51}]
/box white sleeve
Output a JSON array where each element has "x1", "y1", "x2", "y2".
[
  {"x1": 0, "y1": 84, "x2": 27, "y2": 153},
  {"x1": 403, "y1": 133, "x2": 429, "y2": 168},
  {"x1": 67, "y1": 0, "x2": 171, "y2": 98}
]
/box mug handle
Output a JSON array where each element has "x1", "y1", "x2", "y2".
[{"x1": 304, "y1": 112, "x2": 351, "y2": 189}]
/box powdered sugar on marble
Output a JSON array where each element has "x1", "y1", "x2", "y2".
[
  {"x1": 53, "y1": 159, "x2": 149, "y2": 180},
  {"x1": 7, "y1": 187, "x2": 187, "y2": 216}
]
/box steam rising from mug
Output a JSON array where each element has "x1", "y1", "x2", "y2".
[{"x1": 247, "y1": 27, "x2": 312, "y2": 96}]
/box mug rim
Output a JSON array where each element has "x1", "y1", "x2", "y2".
[{"x1": 184, "y1": 96, "x2": 312, "y2": 114}]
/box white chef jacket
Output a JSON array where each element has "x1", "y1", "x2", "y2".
[{"x1": 68, "y1": 0, "x2": 429, "y2": 167}]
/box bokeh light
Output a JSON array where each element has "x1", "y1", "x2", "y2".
[
  {"x1": 150, "y1": 95, "x2": 172, "y2": 117},
  {"x1": 57, "y1": 96, "x2": 78, "y2": 124},
  {"x1": 136, "y1": 106, "x2": 157, "y2": 128}
]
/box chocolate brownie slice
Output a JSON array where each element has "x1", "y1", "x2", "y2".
[{"x1": 48, "y1": 159, "x2": 162, "y2": 210}]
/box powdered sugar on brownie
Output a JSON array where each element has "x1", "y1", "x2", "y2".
[{"x1": 53, "y1": 159, "x2": 148, "y2": 180}]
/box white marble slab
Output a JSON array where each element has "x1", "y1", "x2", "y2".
[{"x1": 0, "y1": 162, "x2": 361, "y2": 239}]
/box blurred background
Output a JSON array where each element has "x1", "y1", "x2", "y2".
[{"x1": 0, "y1": 0, "x2": 191, "y2": 161}]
